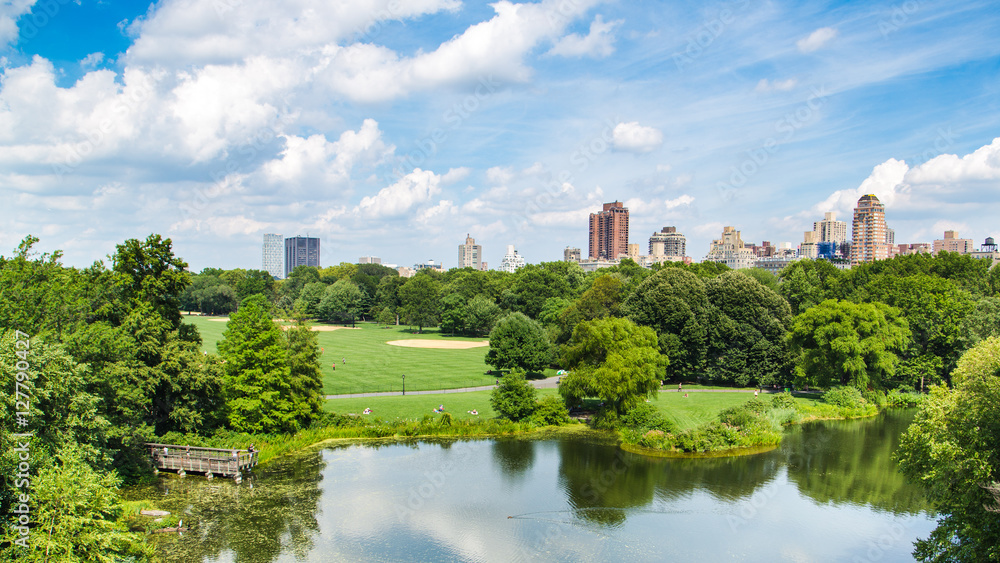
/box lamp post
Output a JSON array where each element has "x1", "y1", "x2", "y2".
[{"x1": 402, "y1": 374, "x2": 405, "y2": 396}]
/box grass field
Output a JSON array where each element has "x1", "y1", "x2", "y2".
[
  {"x1": 322, "y1": 388, "x2": 564, "y2": 421},
  {"x1": 181, "y1": 316, "x2": 548, "y2": 395}
]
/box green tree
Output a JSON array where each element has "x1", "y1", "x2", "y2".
[
  {"x1": 439, "y1": 293, "x2": 469, "y2": 335},
  {"x1": 217, "y1": 294, "x2": 295, "y2": 433},
  {"x1": 624, "y1": 268, "x2": 710, "y2": 380},
  {"x1": 284, "y1": 320, "x2": 324, "y2": 430},
  {"x1": 559, "y1": 317, "x2": 667, "y2": 416},
  {"x1": 111, "y1": 234, "x2": 190, "y2": 330},
  {"x1": 317, "y1": 279, "x2": 364, "y2": 324},
  {"x1": 779, "y1": 265, "x2": 823, "y2": 315},
  {"x1": 399, "y1": 273, "x2": 441, "y2": 332},
  {"x1": 787, "y1": 299, "x2": 910, "y2": 390},
  {"x1": 896, "y1": 336, "x2": 1000, "y2": 562},
  {"x1": 486, "y1": 312, "x2": 552, "y2": 373},
  {"x1": 0, "y1": 449, "x2": 152, "y2": 562},
  {"x1": 296, "y1": 282, "x2": 327, "y2": 316},
  {"x1": 490, "y1": 368, "x2": 538, "y2": 421},
  {"x1": 465, "y1": 294, "x2": 502, "y2": 336}
]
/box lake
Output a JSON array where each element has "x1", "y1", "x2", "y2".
[{"x1": 141, "y1": 409, "x2": 935, "y2": 562}]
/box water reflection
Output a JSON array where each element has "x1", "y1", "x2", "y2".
[{"x1": 134, "y1": 410, "x2": 932, "y2": 562}]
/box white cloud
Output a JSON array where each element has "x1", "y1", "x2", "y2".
[
  {"x1": 355, "y1": 168, "x2": 441, "y2": 218},
  {"x1": 169, "y1": 215, "x2": 269, "y2": 237},
  {"x1": 0, "y1": 0, "x2": 34, "y2": 48},
  {"x1": 797, "y1": 27, "x2": 837, "y2": 53},
  {"x1": 611, "y1": 121, "x2": 663, "y2": 153},
  {"x1": 441, "y1": 167, "x2": 471, "y2": 184},
  {"x1": 80, "y1": 52, "x2": 105, "y2": 69},
  {"x1": 755, "y1": 78, "x2": 798, "y2": 93},
  {"x1": 528, "y1": 206, "x2": 593, "y2": 227},
  {"x1": 416, "y1": 200, "x2": 457, "y2": 226},
  {"x1": 664, "y1": 194, "x2": 694, "y2": 209},
  {"x1": 262, "y1": 119, "x2": 390, "y2": 186},
  {"x1": 813, "y1": 158, "x2": 909, "y2": 216},
  {"x1": 548, "y1": 15, "x2": 623, "y2": 58},
  {"x1": 486, "y1": 166, "x2": 514, "y2": 185},
  {"x1": 906, "y1": 137, "x2": 1000, "y2": 183}
]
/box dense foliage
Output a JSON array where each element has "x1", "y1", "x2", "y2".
[
  {"x1": 489, "y1": 369, "x2": 538, "y2": 421},
  {"x1": 897, "y1": 337, "x2": 1000, "y2": 562}
]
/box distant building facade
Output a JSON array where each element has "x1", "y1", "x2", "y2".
[
  {"x1": 933, "y1": 230, "x2": 974, "y2": 255},
  {"x1": 458, "y1": 234, "x2": 482, "y2": 270},
  {"x1": 589, "y1": 201, "x2": 629, "y2": 260},
  {"x1": 262, "y1": 233, "x2": 283, "y2": 279},
  {"x1": 564, "y1": 247, "x2": 581, "y2": 262},
  {"x1": 814, "y1": 212, "x2": 848, "y2": 244},
  {"x1": 414, "y1": 260, "x2": 444, "y2": 272},
  {"x1": 285, "y1": 236, "x2": 320, "y2": 277},
  {"x1": 649, "y1": 226, "x2": 686, "y2": 259},
  {"x1": 705, "y1": 226, "x2": 755, "y2": 269},
  {"x1": 971, "y1": 237, "x2": 1000, "y2": 266},
  {"x1": 500, "y1": 245, "x2": 526, "y2": 273},
  {"x1": 851, "y1": 194, "x2": 889, "y2": 266},
  {"x1": 358, "y1": 256, "x2": 381, "y2": 264}
]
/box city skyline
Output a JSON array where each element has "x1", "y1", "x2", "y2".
[{"x1": 2, "y1": 1, "x2": 999, "y2": 271}]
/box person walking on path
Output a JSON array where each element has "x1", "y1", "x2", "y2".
[
  {"x1": 343, "y1": 357, "x2": 346, "y2": 365},
  {"x1": 678, "y1": 382, "x2": 682, "y2": 393}
]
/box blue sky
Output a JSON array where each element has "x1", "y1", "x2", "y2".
[{"x1": 2, "y1": 0, "x2": 999, "y2": 272}]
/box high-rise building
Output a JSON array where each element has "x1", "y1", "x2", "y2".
[
  {"x1": 564, "y1": 247, "x2": 581, "y2": 262},
  {"x1": 932, "y1": 230, "x2": 974, "y2": 255},
  {"x1": 705, "y1": 226, "x2": 755, "y2": 269},
  {"x1": 285, "y1": 236, "x2": 321, "y2": 277},
  {"x1": 500, "y1": 245, "x2": 526, "y2": 273},
  {"x1": 851, "y1": 194, "x2": 889, "y2": 265},
  {"x1": 814, "y1": 212, "x2": 848, "y2": 243},
  {"x1": 262, "y1": 233, "x2": 283, "y2": 279},
  {"x1": 588, "y1": 201, "x2": 629, "y2": 260},
  {"x1": 458, "y1": 234, "x2": 482, "y2": 270},
  {"x1": 648, "y1": 227, "x2": 686, "y2": 258}
]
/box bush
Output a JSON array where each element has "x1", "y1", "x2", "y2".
[
  {"x1": 823, "y1": 386, "x2": 867, "y2": 409},
  {"x1": 620, "y1": 402, "x2": 677, "y2": 433},
  {"x1": 490, "y1": 368, "x2": 537, "y2": 421},
  {"x1": 862, "y1": 389, "x2": 887, "y2": 408},
  {"x1": 528, "y1": 395, "x2": 571, "y2": 426},
  {"x1": 770, "y1": 391, "x2": 797, "y2": 410},
  {"x1": 439, "y1": 412, "x2": 453, "y2": 427}
]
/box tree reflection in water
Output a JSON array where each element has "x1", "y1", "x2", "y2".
[{"x1": 140, "y1": 450, "x2": 326, "y2": 563}]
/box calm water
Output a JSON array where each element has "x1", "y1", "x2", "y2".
[{"x1": 141, "y1": 410, "x2": 935, "y2": 562}]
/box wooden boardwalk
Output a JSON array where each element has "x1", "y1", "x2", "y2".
[{"x1": 146, "y1": 443, "x2": 258, "y2": 483}]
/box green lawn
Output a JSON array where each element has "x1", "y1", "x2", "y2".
[
  {"x1": 182, "y1": 316, "x2": 535, "y2": 394},
  {"x1": 322, "y1": 388, "x2": 564, "y2": 421}
]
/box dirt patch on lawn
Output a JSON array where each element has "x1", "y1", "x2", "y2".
[
  {"x1": 386, "y1": 339, "x2": 489, "y2": 349},
  {"x1": 281, "y1": 325, "x2": 360, "y2": 331}
]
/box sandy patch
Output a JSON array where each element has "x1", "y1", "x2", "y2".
[
  {"x1": 280, "y1": 325, "x2": 360, "y2": 331},
  {"x1": 386, "y1": 339, "x2": 489, "y2": 349},
  {"x1": 207, "y1": 318, "x2": 230, "y2": 322}
]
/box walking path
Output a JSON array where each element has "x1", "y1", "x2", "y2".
[{"x1": 324, "y1": 378, "x2": 802, "y2": 400}]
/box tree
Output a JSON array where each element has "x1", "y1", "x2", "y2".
[
  {"x1": 486, "y1": 312, "x2": 552, "y2": 373},
  {"x1": 896, "y1": 336, "x2": 1000, "y2": 562},
  {"x1": 0, "y1": 449, "x2": 152, "y2": 562},
  {"x1": 317, "y1": 279, "x2": 364, "y2": 324},
  {"x1": 704, "y1": 270, "x2": 793, "y2": 386},
  {"x1": 399, "y1": 273, "x2": 441, "y2": 332},
  {"x1": 217, "y1": 294, "x2": 295, "y2": 433},
  {"x1": 296, "y1": 282, "x2": 327, "y2": 316},
  {"x1": 624, "y1": 268, "x2": 710, "y2": 380},
  {"x1": 787, "y1": 299, "x2": 910, "y2": 390},
  {"x1": 439, "y1": 293, "x2": 469, "y2": 335},
  {"x1": 284, "y1": 320, "x2": 324, "y2": 430},
  {"x1": 110, "y1": 234, "x2": 190, "y2": 330},
  {"x1": 779, "y1": 265, "x2": 823, "y2": 315},
  {"x1": 465, "y1": 294, "x2": 501, "y2": 336},
  {"x1": 490, "y1": 368, "x2": 537, "y2": 421},
  {"x1": 559, "y1": 317, "x2": 667, "y2": 416}
]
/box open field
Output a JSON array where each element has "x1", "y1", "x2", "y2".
[
  {"x1": 182, "y1": 316, "x2": 532, "y2": 395},
  {"x1": 322, "y1": 388, "x2": 564, "y2": 421}
]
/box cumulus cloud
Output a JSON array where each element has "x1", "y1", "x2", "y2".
[
  {"x1": 80, "y1": 52, "x2": 106, "y2": 69},
  {"x1": 611, "y1": 121, "x2": 663, "y2": 153},
  {"x1": 797, "y1": 27, "x2": 837, "y2": 53},
  {"x1": 755, "y1": 78, "x2": 797, "y2": 93},
  {"x1": 664, "y1": 194, "x2": 694, "y2": 209},
  {"x1": 0, "y1": 0, "x2": 34, "y2": 48},
  {"x1": 548, "y1": 15, "x2": 623, "y2": 58},
  {"x1": 813, "y1": 158, "x2": 909, "y2": 216},
  {"x1": 262, "y1": 119, "x2": 390, "y2": 186},
  {"x1": 355, "y1": 168, "x2": 441, "y2": 218},
  {"x1": 169, "y1": 215, "x2": 269, "y2": 237},
  {"x1": 441, "y1": 167, "x2": 471, "y2": 184}
]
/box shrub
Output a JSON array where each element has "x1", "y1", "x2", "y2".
[
  {"x1": 741, "y1": 398, "x2": 769, "y2": 414},
  {"x1": 620, "y1": 402, "x2": 677, "y2": 434},
  {"x1": 489, "y1": 368, "x2": 538, "y2": 421},
  {"x1": 770, "y1": 391, "x2": 797, "y2": 410},
  {"x1": 529, "y1": 395, "x2": 571, "y2": 426},
  {"x1": 823, "y1": 386, "x2": 867, "y2": 409},
  {"x1": 862, "y1": 389, "x2": 887, "y2": 408},
  {"x1": 439, "y1": 412, "x2": 453, "y2": 427}
]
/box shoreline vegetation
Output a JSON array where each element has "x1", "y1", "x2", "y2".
[{"x1": 145, "y1": 387, "x2": 926, "y2": 476}]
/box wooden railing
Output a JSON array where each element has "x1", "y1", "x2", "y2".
[{"x1": 145, "y1": 443, "x2": 258, "y2": 482}]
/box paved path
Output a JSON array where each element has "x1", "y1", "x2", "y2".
[{"x1": 324, "y1": 378, "x2": 805, "y2": 400}]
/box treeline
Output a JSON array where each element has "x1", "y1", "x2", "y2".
[{"x1": 0, "y1": 235, "x2": 326, "y2": 560}]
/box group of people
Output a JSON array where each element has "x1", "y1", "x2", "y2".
[
  {"x1": 363, "y1": 408, "x2": 372, "y2": 415},
  {"x1": 433, "y1": 404, "x2": 446, "y2": 413},
  {"x1": 467, "y1": 409, "x2": 479, "y2": 415}
]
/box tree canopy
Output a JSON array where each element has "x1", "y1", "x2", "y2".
[{"x1": 486, "y1": 312, "x2": 552, "y2": 373}]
